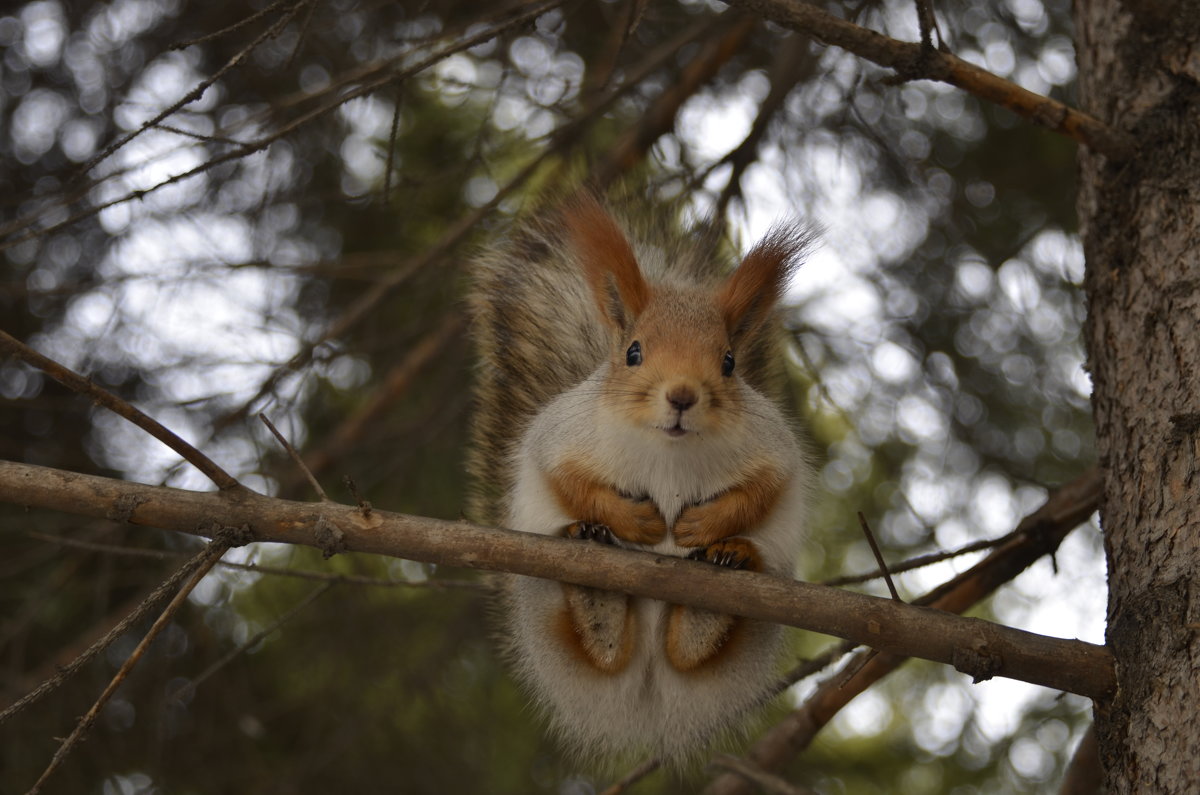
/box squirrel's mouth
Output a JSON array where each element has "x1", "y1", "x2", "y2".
[{"x1": 663, "y1": 420, "x2": 688, "y2": 438}]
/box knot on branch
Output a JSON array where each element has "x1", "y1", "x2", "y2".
[
  {"x1": 883, "y1": 45, "x2": 947, "y2": 86},
  {"x1": 313, "y1": 516, "x2": 347, "y2": 559},
  {"x1": 106, "y1": 493, "x2": 149, "y2": 523},
  {"x1": 216, "y1": 523, "x2": 254, "y2": 547},
  {"x1": 952, "y1": 640, "x2": 1003, "y2": 683}
]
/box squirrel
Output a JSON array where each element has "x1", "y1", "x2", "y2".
[{"x1": 467, "y1": 191, "x2": 815, "y2": 764}]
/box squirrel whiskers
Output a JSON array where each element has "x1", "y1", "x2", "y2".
[{"x1": 468, "y1": 192, "x2": 815, "y2": 764}]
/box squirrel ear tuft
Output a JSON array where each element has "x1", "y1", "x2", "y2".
[
  {"x1": 718, "y1": 224, "x2": 814, "y2": 343},
  {"x1": 563, "y1": 193, "x2": 650, "y2": 331}
]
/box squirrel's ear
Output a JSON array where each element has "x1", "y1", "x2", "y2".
[
  {"x1": 718, "y1": 224, "x2": 813, "y2": 344},
  {"x1": 563, "y1": 194, "x2": 650, "y2": 331}
]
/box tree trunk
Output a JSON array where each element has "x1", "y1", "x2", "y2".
[{"x1": 1075, "y1": 3, "x2": 1200, "y2": 791}]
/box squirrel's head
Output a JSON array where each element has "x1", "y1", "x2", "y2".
[{"x1": 563, "y1": 194, "x2": 810, "y2": 440}]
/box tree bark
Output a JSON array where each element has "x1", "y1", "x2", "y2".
[{"x1": 1075, "y1": 3, "x2": 1200, "y2": 791}]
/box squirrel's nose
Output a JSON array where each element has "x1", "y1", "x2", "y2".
[{"x1": 667, "y1": 386, "x2": 697, "y2": 412}]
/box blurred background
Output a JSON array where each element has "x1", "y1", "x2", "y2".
[{"x1": 0, "y1": 0, "x2": 1102, "y2": 792}]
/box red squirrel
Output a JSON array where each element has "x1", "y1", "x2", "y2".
[{"x1": 468, "y1": 192, "x2": 814, "y2": 763}]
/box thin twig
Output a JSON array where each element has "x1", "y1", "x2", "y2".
[
  {"x1": 914, "y1": 0, "x2": 945, "y2": 51},
  {"x1": 598, "y1": 757, "x2": 662, "y2": 795},
  {"x1": 298, "y1": 313, "x2": 465, "y2": 479},
  {"x1": 24, "y1": 531, "x2": 488, "y2": 590},
  {"x1": 170, "y1": 581, "x2": 335, "y2": 703},
  {"x1": 77, "y1": 0, "x2": 307, "y2": 179},
  {"x1": 0, "y1": 0, "x2": 564, "y2": 253},
  {"x1": 592, "y1": 12, "x2": 758, "y2": 187},
  {"x1": 169, "y1": 0, "x2": 296, "y2": 51},
  {"x1": 856, "y1": 512, "x2": 901, "y2": 601},
  {"x1": 26, "y1": 537, "x2": 233, "y2": 793},
  {"x1": 0, "y1": 546, "x2": 211, "y2": 726},
  {"x1": 151, "y1": 123, "x2": 244, "y2": 146},
  {"x1": 285, "y1": 0, "x2": 320, "y2": 69},
  {"x1": 0, "y1": 329, "x2": 241, "y2": 491},
  {"x1": 259, "y1": 412, "x2": 329, "y2": 500},
  {"x1": 820, "y1": 532, "x2": 1010, "y2": 587},
  {"x1": 707, "y1": 754, "x2": 817, "y2": 795},
  {"x1": 383, "y1": 90, "x2": 404, "y2": 203},
  {"x1": 342, "y1": 476, "x2": 372, "y2": 517},
  {"x1": 774, "y1": 639, "x2": 857, "y2": 692}
]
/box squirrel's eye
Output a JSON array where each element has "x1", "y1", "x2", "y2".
[
  {"x1": 721, "y1": 351, "x2": 735, "y2": 377},
  {"x1": 626, "y1": 341, "x2": 643, "y2": 367}
]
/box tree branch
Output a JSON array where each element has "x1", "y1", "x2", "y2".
[
  {"x1": 592, "y1": 12, "x2": 758, "y2": 187},
  {"x1": 27, "y1": 536, "x2": 235, "y2": 794},
  {"x1": 0, "y1": 330, "x2": 242, "y2": 491},
  {"x1": 703, "y1": 466, "x2": 1104, "y2": 794},
  {"x1": 0, "y1": 459, "x2": 1116, "y2": 700},
  {"x1": 724, "y1": 0, "x2": 1136, "y2": 159}
]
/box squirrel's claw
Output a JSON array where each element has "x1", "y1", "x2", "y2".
[
  {"x1": 687, "y1": 537, "x2": 761, "y2": 572},
  {"x1": 565, "y1": 521, "x2": 617, "y2": 545}
]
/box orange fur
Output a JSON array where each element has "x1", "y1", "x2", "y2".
[
  {"x1": 717, "y1": 225, "x2": 810, "y2": 342},
  {"x1": 549, "y1": 460, "x2": 668, "y2": 544},
  {"x1": 562, "y1": 194, "x2": 650, "y2": 331},
  {"x1": 671, "y1": 464, "x2": 786, "y2": 549}
]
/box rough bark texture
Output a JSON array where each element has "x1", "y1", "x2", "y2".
[{"x1": 1075, "y1": 2, "x2": 1200, "y2": 791}]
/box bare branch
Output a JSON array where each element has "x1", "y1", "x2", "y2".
[
  {"x1": 598, "y1": 757, "x2": 663, "y2": 795},
  {"x1": 298, "y1": 313, "x2": 466, "y2": 481},
  {"x1": 702, "y1": 466, "x2": 1104, "y2": 794},
  {"x1": 0, "y1": 459, "x2": 1116, "y2": 700},
  {"x1": 169, "y1": 580, "x2": 334, "y2": 704},
  {"x1": 857, "y1": 511, "x2": 901, "y2": 601},
  {"x1": 593, "y1": 12, "x2": 758, "y2": 187},
  {"x1": 708, "y1": 754, "x2": 817, "y2": 795},
  {"x1": 26, "y1": 537, "x2": 234, "y2": 793},
  {"x1": 0, "y1": 547, "x2": 208, "y2": 725},
  {"x1": 26, "y1": 530, "x2": 487, "y2": 590},
  {"x1": 725, "y1": 0, "x2": 1136, "y2": 159},
  {"x1": 821, "y1": 532, "x2": 1010, "y2": 587},
  {"x1": 0, "y1": 0, "x2": 564, "y2": 253},
  {"x1": 0, "y1": 329, "x2": 241, "y2": 491},
  {"x1": 259, "y1": 412, "x2": 329, "y2": 500},
  {"x1": 76, "y1": 0, "x2": 307, "y2": 179}
]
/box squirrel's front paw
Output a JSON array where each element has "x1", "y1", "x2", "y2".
[
  {"x1": 565, "y1": 521, "x2": 616, "y2": 545},
  {"x1": 686, "y1": 537, "x2": 762, "y2": 571},
  {"x1": 613, "y1": 498, "x2": 667, "y2": 544},
  {"x1": 672, "y1": 503, "x2": 725, "y2": 548}
]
